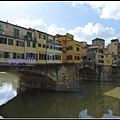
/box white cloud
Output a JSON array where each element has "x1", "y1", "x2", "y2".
[
  {"x1": 48, "y1": 24, "x2": 67, "y2": 35},
  {"x1": 0, "y1": 83, "x2": 17, "y2": 106},
  {"x1": 71, "y1": 1, "x2": 120, "y2": 20},
  {"x1": 13, "y1": 17, "x2": 48, "y2": 32},
  {"x1": 12, "y1": 17, "x2": 115, "y2": 46},
  {"x1": 68, "y1": 23, "x2": 115, "y2": 45}
]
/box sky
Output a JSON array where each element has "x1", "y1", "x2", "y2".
[{"x1": 0, "y1": 1, "x2": 120, "y2": 46}]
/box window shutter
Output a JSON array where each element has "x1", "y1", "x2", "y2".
[
  {"x1": 22, "y1": 53, "x2": 24, "y2": 59},
  {"x1": 13, "y1": 53, "x2": 16, "y2": 59},
  {"x1": 36, "y1": 54, "x2": 38, "y2": 60},
  {"x1": 5, "y1": 52, "x2": 8, "y2": 58}
]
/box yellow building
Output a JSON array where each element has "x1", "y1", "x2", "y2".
[
  {"x1": 103, "y1": 48, "x2": 113, "y2": 66},
  {"x1": 56, "y1": 33, "x2": 84, "y2": 63},
  {"x1": 34, "y1": 30, "x2": 47, "y2": 64},
  {"x1": 0, "y1": 20, "x2": 63, "y2": 65},
  {"x1": 0, "y1": 20, "x2": 37, "y2": 65}
]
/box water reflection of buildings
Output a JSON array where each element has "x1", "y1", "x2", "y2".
[
  {"x1": 86, "y1": 90, "x2": 120, "y2": 118},
  {"x1": 87, "y1": 95, "x2": 105, "y2": 118},
  {"x1": 104, "y1": 96, "x2": 120, "y2": 117}
]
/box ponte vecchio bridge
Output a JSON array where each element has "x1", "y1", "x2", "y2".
[{"x1": 0, "y1": 62, "x2": 116, "y2": 92}]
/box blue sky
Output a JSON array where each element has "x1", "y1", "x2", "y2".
[{"x1": 0, "y1": 1, "x2": 120, "y2": 46}]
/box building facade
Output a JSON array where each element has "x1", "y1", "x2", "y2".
[
  {"x1": 92, "y1": 38, "x2": 105, "y2": 48},
  {"x1": 47, "y1": 34, "x2": 62, "y2": 64},
  {"x1": 0, "y1": 20, "x2": 62, "y2": 65},
  {"x1": 56, "y1": 33, "x2": 84, "y2": 63},
  {"x1": 0, "y1": 20, "x2": 37, "y2": 65}
]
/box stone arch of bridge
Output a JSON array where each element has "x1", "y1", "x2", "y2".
[
  {"x1": 79, "y1": 62, "x2": 99, "y2": 81},
  {"x1": 6, "y1": 70, "x2": 57, "y2": 90}
]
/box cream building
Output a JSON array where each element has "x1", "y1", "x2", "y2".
[
  {"x1": 0, "y1": 20, "x2": 37, "y2": 65},
  {"x1": 47, "y1": 34, "x2": 62, "y2": 64}
]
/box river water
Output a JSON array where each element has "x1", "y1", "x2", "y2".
[{"x1": 0, "y1": 72, "x2": 120, "y2": 118}]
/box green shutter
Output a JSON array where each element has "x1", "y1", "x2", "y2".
[
  {"x1": 5, "y1": 38, "x2": 7, "y2": 44},
  {"x1": 22, "y1": 53, "x2": 24, "y2": 59},
  {"x1": 27, "y1": 31, "x2": 32, "y2": 38},
  {"x1": 11, "y1": 39, "x2": 13, "y2": 45},
  {"x1": 13, "y1": 53, "x2": 16, "y2": 59},
  {"x1": 32, "y1": 42, "x2": 36, "y2": 48},
  {"x1": 5, "y1": 52, "x2": 8, "y2": 58},
  {"x1": 36, "y1": 54, "x2": 38, "y2": 60}
]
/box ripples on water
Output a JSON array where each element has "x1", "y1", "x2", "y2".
[{"x1": 0, "y1": 72, "x2": 120, "y2": 118}]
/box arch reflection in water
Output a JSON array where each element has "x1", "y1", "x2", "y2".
[
  {"x1": 0, "y1": 83, "x2": 17, "y2": 106},
  {"x1": 1, "y1": 76, "x2": 120, "y2": 118},
  {"x1": 0, "y1": 72, "x2": 19, "y2": 106}
]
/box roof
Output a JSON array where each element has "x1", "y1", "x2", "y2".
[
  {"x1": 111, "y1": 39, "x2": 119, "y2": 42},
  {"x1": 92, "y1": 38, "x2": 105, "y2": 41},
  {"x1": 0, "y1": 20, "x2": 34, "y2": 31}
]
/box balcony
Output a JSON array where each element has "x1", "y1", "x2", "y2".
[{"x1": 24, "y1": 35, "x2": 36, "y2": 42}]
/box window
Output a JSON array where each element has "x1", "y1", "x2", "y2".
[
  {"x1": 36, "y1": 54, "x2": 38, "y2": 60},
  {"x1": 59, "y1": 47, "x2": 62, "y2": 51},
  {"x1": 26, "y1": 53, "x2": 30, "y2": 59},
  {"x1": 22, "y1": 41, "x2": 24, "y2": 47},
  {"x1": 13, "y1": 53, "x2": 16, "y2": 59},
  {"x1": 27, "y1": 41, "x2": 30, "y2": 47},
  {"x1": 0, "y1": 25, "x2": 3, "y2": 31},
  {"x1": 67, "y1": 55, "x2": 72, "y2": 60},
  {"x1": 63, "y1": 50, "x2": 66, "y2": 53},
  {"x1": 14, "y1": 28, "x2": 19, "y2": 38},
  {"x1": 32, "y1": 42, "x2": 36, "y2": 48},
  {"x1": 49, "y1": 56, "x2": 52, "y2": 60},
  {"x1": 26, "y1": 53, "x2": 36, "y2": 59},
  {"x1": 0, "y1": 37, "x2": 7, "y2": 44},
  {"x1": 50, "y1": 45, "x2": 53, "y2": 49},
  {"x1": 39, "y1": 53, "x2": 46, "y2": 60},
  {"x1": 76, "y1": 47, "x2": 79, "y2": 51},
  {"x1": 67, "y1": 46, "x2": 73, "y2": 50},
  {"x1": 0, "y1": 52, "x2": 5, "y2": 58},
  {"x1": 52, "y1": 55, "x2": 54, "y2": 60},
  {"x1": 38, "y1": 43, "x2": 41, "y2": 47},
  {"x1": 39, "y1": 34, "x2": 42, "y2": 39},
  {"x1": 106, "y1": 55, "x2": 108, "y2": 58},
  {"x1": 99, "y1": 60, "x2": 104, "y2": 63},
  {"x1": 8, "y1": 39, "x2": 13, "y2": 45},
  {"x1": 9, "y1": 53, "x2": 13, "y2": 58},
  {"x1": 27, "y1": 31, "x2": 32, "y2": 38},
  {"x1": 55, "y1": 55, "x2": 61, "y2": 60},
  {"x1": 16, "y1": 53, "x2": 21, "y2": 59},
  {"x1": 4, "y1": 52, "x2": 8, "y2": 58},
  {"x1": 47, "y1": 55, "x2": 49, "y2": 60},
  {"x1": 21, "y1": 53, "x2": 24, "y2": 59},
  {"x1": 75, "y1": 56, "x2": 80, "y2": 60},
  {"x1": 43, "y1": 44, "x2": 46, "y2": 48},
  {"x1": 63, "y1": 40, "x2": 66, "y2": 44},
  {"x1": 16, "y1": 41, "x2": 24, "y2": 47},
  {"x1": 56, "y1": 47, "x2": 60, "y2": 50},
  {"x1": 43, "y1": 35, "x2": 46, "y2": 40}
]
